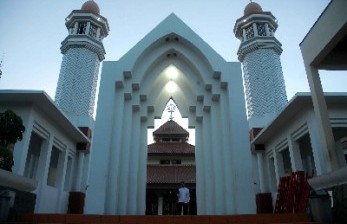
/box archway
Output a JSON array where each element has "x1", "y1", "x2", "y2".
[{"x1": 85, "y1": 14, "x2": 255, "y2": 215}]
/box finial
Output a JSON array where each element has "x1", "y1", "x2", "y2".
[{"x1": 167, "y1": 103, "x2": 176, "y2": 120}]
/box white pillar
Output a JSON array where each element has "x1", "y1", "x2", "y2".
[
  {"x1": 308, "y1": 117, "x2": 326, "y2": 175},
  {"x1": 57, "y1": 148, "x2": 69, "y2": 213},
  {"x1": 202, "y1": 109, "x2": 214, "y2": 214},
  {"x1": 195, "y1": 119, "x2": 205, "y2": 214},
  {"x1": 287, "y1": 136, "x2": 303, "y2": 171},
  {"x1": 257, "y1": 152, "x2": 266, "y2": 192},
  {"x1": 253, "y1": 23, "x2": 258, "y2": 36},
  {"x1": 273, "y1": 150, "x2": 284, "y2": 184},
  {"x1": 127, "y1": 110, "x2": 140, "y2": 214},
  {"x1": 75, "y1": 151, "x2": 85, "y2": 192},
  {"x1": 220, "y1": 93, "x2": 235, "y2": 213},
  {"x1": 242, "y1": 29, "x2": 247, "y2": 41},
  {"x1": 96, "y1": 27, "x2": 101, "y2": 40},
  {"x1": 13, "y1": 115, "x2": 34, "y2": 175},
  {"x1": 305, "y1": 66, "x2": 338, "y2": 171},
  {"x1": 211, "y1": 101, "x2": 224, "y2": 214},
  {"x1": 35, "y1": 134, "x2": 54, "y2": 212},
  {"x1": 117, "y1": 101, "x2": 132, "y2": 214},
  {"x1": 106, "y1": 89, "x2": 124, "y2": 214},
  {"x1": 86, "y1": 22, "x2": 91, "y2": 35},
  {"x1": 264, "y1": 23, "x2": 270, "y2": 36},
  {"x1": 73, "y1": 22, "x2": 78, "y2": 34},
  {"x1": 137, "y1": 120, "x2": 148, "y2": 214},
  {"x1": 158, "y1": 196, "x2": 163, "y2": 215}
]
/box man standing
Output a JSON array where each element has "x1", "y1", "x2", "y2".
[{"x1": 177, "y1": 181, "x2": 190, "y2": 215}]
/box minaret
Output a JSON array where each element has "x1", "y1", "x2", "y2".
[
  {"x1": 234, "y1": 2, "x2": 287, "y2": 130},
  {"x1": 55, "y1": 0, "x2": 109, "y2": 132}
]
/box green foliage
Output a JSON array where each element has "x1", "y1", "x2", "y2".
[
  {"x1": 0, "y1": 109, "x2": 25, "y2": 147},
  {"x1": 0, "y1": 109, "x2": 25, "y2": 171},
  {"x1": 0, "y1": 145, "x2": 14, "y2": 171}
]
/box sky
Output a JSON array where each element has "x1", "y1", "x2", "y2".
[{"x1": 0, "y1": 0, "x2": 346, "y2": 144}]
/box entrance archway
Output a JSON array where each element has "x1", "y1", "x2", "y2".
[{"x1": 85, "y1": 14, "x2": 255, "y2": 215}]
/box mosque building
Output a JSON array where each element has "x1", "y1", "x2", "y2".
[
  {"x1": 146, "y1": 118, "x2": 196, "y2": 215},
  {"x1": 0, "y1": 0, "x2": 346, "y2": 221}
]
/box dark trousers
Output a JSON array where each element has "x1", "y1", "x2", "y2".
[{"x1": 177, "y1": 202, "x2": 188, "y2": 215}]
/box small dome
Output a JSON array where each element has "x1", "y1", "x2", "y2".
[
  {"x1": 81, "y1": 0, "x2": 100, "y2": 15},
  {"x1": 244, "y1": 2, "x2": 263, "y2": 16}
]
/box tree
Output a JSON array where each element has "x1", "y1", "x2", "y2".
[{"x1": 0, "y1": 109, "x2": 25, "y2": 171}]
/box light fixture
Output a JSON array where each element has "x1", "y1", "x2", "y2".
[
  {"x1": 166, "y1": 65, "x2": 178, "y2": 80},
  {"x1": 166, "y1": 81, "x2": 177, "y2": 93}
]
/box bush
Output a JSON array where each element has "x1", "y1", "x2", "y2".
[
  {"x1": 0, "y1": 145, "x2": 14, "y2": 171},
  {"x1": 0, "y1": 109, "x2": 25, "y2": 171}
]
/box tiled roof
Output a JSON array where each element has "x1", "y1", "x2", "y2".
[
  {"x1": 153, "y1": 120, "x2": 189, "y2": 136},
  {"x1": 147, "y1": 165, "x2": 196, "y2": 184},
  {"x1": 148, "y1": 142, "x2": 195, "y2": 155}
]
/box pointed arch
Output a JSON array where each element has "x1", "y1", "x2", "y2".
[{"x1": 86, "y1": 14, "x2": 256, "y2": 216}]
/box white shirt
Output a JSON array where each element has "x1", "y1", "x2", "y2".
[{"x1": 178, "y1": 187, "x2": 190, "y2": 203}]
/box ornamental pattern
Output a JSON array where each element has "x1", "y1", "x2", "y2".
[
  {"x1": 55, "y1": 48, "x2": 100, "y2": 120},
  {"x1": 242, "y1": 49, "x2": 287, "y2": 119}
]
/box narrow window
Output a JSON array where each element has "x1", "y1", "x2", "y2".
[
  {"x1": 77, "y1": 22, "x2": 87, "y2": 34},
  {"x1": 245, "y1": 25, "x2": 254, "y2": 39},
  {"x1": 257, "y1": 23, "x2": 267, "y2": 36},
  {"x1": 64, "y1": 156, "x2": 73, "y2": 191},
  {"x1": 24, "y1": 132, "x2": 43, "y2": 179},
  {"x1": 89, "y1": 24, "x2": 97, "y2": 38},
  {"x1": 160, "y1": 160, "x2": 170, "y2": 165},
  {"x1": 47, "y1": 147, "x2": 61, "y2": 187}
]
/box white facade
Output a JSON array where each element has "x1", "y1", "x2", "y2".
[
  {"x1": 0, "y1": 90, "x2": 90, "y2": 213},
  {"x1": 85, "y1": 14, "x2": 256, "y2": 215}
]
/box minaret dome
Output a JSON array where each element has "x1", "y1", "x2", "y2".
[
  {"x1": 244, "y1": 2, "x2": 263, "y2": 16},
  {"x1": 81, "y1": 0, "x2": 100, "y2": 15}
]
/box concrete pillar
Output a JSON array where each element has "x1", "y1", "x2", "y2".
[
  {"x1": 117, "y1": 101, "x2": 132, "y2": 215},
  {"x1": 211, "y1": 101, "x2": 224, "y2": 214},
  {"x1": 195, "y1": 119, "x2": 205, "y2": 214},
  {"x1": 73, "y1": 22, "x2": 78, "y2": 34},
  {"x1": 257, "y1": 152, "x2": 266, "y2": 192},
  {"x1": 273, "y1": 150, "x2": 284, "y2": 184},
  {"x1": 13, "y1": 114, "x2": 34, "y2": 175},
  {"x1": 287, "y1": 136, "x2": 304, "y2": 171},
  {"x1": 158, "y1": 196, "x2": 163, "y2": 215},
  {"x1": 202, "y1": 109, "x2": 214, "y2": 214},
  {"x1": 86, "y1": 22, "x2": 91, "y2": 35},
  {"x1": 75, "y1": 151, "x2": 85, "y2": 192},
  {"x1": 57, "y1": 149, "x2": 69, "y2": 213},
  {"x1": 137, "y1": 120, "x2": 147, "y2": 214},
  {"x1": 35, "y1": 134, "x2": 54, "y2": 212},
  {"x1": 305, "y1": 66, "x2": 339, "y2": 171},
  {"x1": 242, "y1": 29, "x2": 247, "y2": 41},
  {"x1": 265, "y1": 23, "x2": 270, "y2": 36},
  {"x1": 127, "y1": 110, "x2": 140, "y2": 214},
  {"x1": 308, "y1": 117, "x2": 326, "y2": 175},
  {"x1": 105, "y1": 90, "x2": 124, "y2": 214},
  {"x1": 96, "y1": 27, "x2": 101, "y2": 40},
  {"x1": 253, "y1": 23, "x2": 258, "y2": 36},
  {"x1": 220, "y1": 92, "x2": 235, "y2": 213}
]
